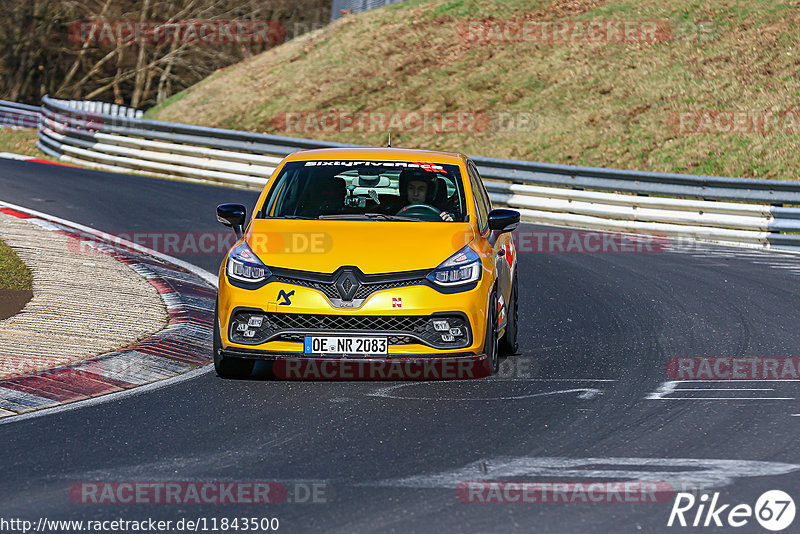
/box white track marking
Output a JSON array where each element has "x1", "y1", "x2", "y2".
[
  {"x1": 645, "y1": 381, "x2": 678, "y2": 399},
  {"x1": 672, "y1": 388, "x2": 774, "y2": 391},
  {"x1": 646, "y1": 380, "x2": 795, "y2": 400},
  {"x1": 488, "y1": 378, "x2": 617, "y2": 382},
  {"x1": 669, "y1": 379, "x2": 800, "y2": 382},
  {"x1": 368, "y1": 380, "x2": 606, "y2": 401},
  {"x1": 651, "y1": 398, "x2": 795, "y2": 400},
  {"x1": 0, "y1": 152, "x2": 36, "y2": 161},
  {"x1": 745, "y1": 259, "x2": 800, "y2": 263},
  {"x1": 365, "y1": 457, "x2": 800, "y2": 491}
]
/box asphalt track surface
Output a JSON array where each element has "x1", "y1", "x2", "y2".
[{"x1": 1, "y1": 159, "x2": 800, "y2": 533}]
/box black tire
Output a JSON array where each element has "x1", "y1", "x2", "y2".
[
  {"x1": 213, "y1": 303, "x2": 254, "y2": 379},
  {"x1": 499, "y1": 271, "x2": 519, "y2": 356},
  {"x1": 485, "y1": 290, "x2": 500, "y2": 375}
]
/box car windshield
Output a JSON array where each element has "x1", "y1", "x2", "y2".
[{"x1": 259, "y1": 160, "x2": 468, "y2": 222}]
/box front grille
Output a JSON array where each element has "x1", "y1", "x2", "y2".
[
  {"x1": 273, "y1": 276, "x2": 339, "y2": 299},
  {"x1": 229, "y1": 310, "x2": 471, "y2": 349},
  {"x1": 353, "y1": 279, "x2": 419, "y2": 299},
  {"x1": 271, "y1": 267, "x2": 427, "y2": 304},
  {"x1": 267, "y1": 313, "x2": 428, "y2": 332}
]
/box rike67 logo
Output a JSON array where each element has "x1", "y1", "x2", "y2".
[{"x1": 668, "y1": 490, "x2": 795, "y2": 531}]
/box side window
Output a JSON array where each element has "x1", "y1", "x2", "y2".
[
  {"x1": 475, "y1": 164, "x2": 493, "y2": 212},
  {"x1": 468, "y1": 162, "x2": 491, "y2": 233},
  {"x1": 469, "y1": 161, "x2": 493, "y2": 213},
  {"x1": 467, "y1": 163, "x2": 488, "y2": 233}
]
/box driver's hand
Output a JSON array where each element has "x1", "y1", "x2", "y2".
[{"x1": 440, "y1": 211, "x2": 454, "y2": 222}]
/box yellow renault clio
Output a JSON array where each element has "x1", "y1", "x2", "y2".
[{"x1": 214, "y1": 148, "x2": 519, "y2": 379}]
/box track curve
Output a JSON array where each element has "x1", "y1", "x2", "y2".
[{"x1": 1, "y1": 159, "x2": 799, "y2": 533}]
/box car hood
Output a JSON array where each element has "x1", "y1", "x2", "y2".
[{"x1": 245, "y1": 219, "x2": 476, "y2": 274}]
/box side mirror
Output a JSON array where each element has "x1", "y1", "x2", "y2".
[
  {"x1": 217, "y1": 203, "x2": 246, "y2": 238},
  {"x1": 488, "y1": 208, "x2": 520, "y2": 233}
]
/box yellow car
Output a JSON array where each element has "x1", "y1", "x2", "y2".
[{"x1": 214, "y1": 147, "x2": 520, "y2": 379}]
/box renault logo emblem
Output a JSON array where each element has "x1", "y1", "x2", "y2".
[{"x1": 334, "y1": 270, "x2": 360, "y2": 301}]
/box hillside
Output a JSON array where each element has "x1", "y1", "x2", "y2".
[{"x1": 146, "y1": 0, "x2": 800, "y2": 179}]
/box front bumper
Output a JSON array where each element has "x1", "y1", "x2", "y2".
[
  {"x1": 219, "y1": 347, "x2": 490, "y2": 380},
  {"x1": 227, "y1": 308, "x2": 474, "y2": 350},
  {"x1": 217, "y1": 265, "x2": 493, "y2": 357}
]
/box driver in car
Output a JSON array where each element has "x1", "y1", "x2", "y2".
[{"x1": 397, "y1": 170, "x2": 454, "y2": 221}]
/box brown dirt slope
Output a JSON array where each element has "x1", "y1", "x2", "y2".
[{"x1": 144, "y1": 0, "x2": 800, "y2": 179}]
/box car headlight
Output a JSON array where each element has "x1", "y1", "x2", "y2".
[
  {"x1": 427, "y1": 245, "x2": 482, "y2": 287},
  {"x1": 226, "y1": 241, "x2": 270, "y2": 283}
]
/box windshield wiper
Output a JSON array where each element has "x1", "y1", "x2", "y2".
[
  {"x1": 318, "y1": 213, "x2": 418, "y2": 221},
  {"x1": 364, "y1": 212, "x2": 418, "y2": 221},
  {"x1": 268, "y1": 215, "x2": 318, "y2": 220},
  {"x1": 317, "y1": 214, "x2": 371, "y2": 220}
]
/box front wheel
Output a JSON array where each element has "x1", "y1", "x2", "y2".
[
  {"x1": 484, "y1": 290, "x2": 500, "y2": 375},
  {"x1": 213, "y1": 303, "x2": 254, "y2": 379},
  {"x1": 499, "y1": 270, "x2": 518, "y2": 356}
]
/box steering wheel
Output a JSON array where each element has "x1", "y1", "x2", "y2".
[{"x1": 396, "y1": 204, "x2": 443, "y2": 221}]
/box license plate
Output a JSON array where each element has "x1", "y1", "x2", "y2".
[{"x1": 303, "y1": 336, "x2": 388, "y2": 355}]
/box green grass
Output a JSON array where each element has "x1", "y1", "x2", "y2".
[
  {"x1": 0, "y1": 238, "x2": 32, "y2": 291},
  {"x1": 0, "y1": 128, "x2": 46, "y2": 159},
  {"x1": 141, "y1": 0, "x2": 800, "y2": 180}
]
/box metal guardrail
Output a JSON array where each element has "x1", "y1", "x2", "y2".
[
  {"x1": 330, "y1": 0, "x2": 406, "y2": 21},
  {"x1": 53, "y1": 100, "x2": 143, "y2": 119},
  {"x1": 0, "y1": 99, "x2": 40, "y2": 129},
  {"x1": 33, "y1": 95, "x2": 800, "y2": 252}
]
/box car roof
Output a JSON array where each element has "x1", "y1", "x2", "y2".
[{"x1": 284, "y1": 147, "x2": 465, "y2": 166}]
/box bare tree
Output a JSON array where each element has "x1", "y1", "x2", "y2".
[{"x1": 0, "y1": 0, "x2": 331, "y2": 107}]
